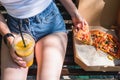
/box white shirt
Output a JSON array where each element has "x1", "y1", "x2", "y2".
[{"x1": 0, "y1": 0, "x2": 52, "y2": 18}]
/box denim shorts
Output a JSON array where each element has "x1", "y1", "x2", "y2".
[{"x1": 7, "y1": 1, "x2": 67, "y2": 42}]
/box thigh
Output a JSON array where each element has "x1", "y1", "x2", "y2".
[
  {"x1": 35, "y1": 32, "x2": 68, "y2": 80},
  {"x1": 1, "y1": 39, "x2": 29, "y2": 80}
]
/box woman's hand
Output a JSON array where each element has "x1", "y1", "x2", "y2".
[
  {"x1": 7, "y1": 36, "x2": 27, "y2": 68},
  {"x1": 58, "y1": 0, "x2": 88, "y2": 31},
  {"x1": 71, "y1": 12, "x2": 88, "y2": 32}
]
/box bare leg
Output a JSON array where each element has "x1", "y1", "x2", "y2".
[
  {"x1": 1, "y1": 40, "x2": 29, "y2": 80},
  {"x1": 35, "y1": 32, "x2": 67, "y2": 80}
]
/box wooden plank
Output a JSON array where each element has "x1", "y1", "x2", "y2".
[{"x1": 28, "y1": 68, "x2": 119, "y2": 76}]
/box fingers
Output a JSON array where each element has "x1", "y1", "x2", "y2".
[
  {"x1": 80, "y1": 18, "x2": 88, "y2": 27},
  {"x1": 73, "y1": 16, "x2": 88, "y2": 27},
  {"x1": 13, "y1": 53, "x2": 27, "y2": 68},
  {"x1": 14, "y1": 59, "x2": 27, "y2": 68},
  {"x1": 74, "y1": 19, "x2": 88, "y2": 32},
  {"x1": 9, "y1": 49, "x2": 27, "y2": 68}
]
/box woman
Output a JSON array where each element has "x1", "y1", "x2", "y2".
[{"x1": 0, "y1": 0, "x2": 88, "y2": 80}]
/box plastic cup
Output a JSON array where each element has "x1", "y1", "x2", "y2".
[{"x1": 12, "y1": 33, "x2": 35, "y2": 67}]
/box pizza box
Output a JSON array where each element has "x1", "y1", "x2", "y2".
[
  {"x1": 74, "y1": 0, "x2": 120, "y2": 71},
  {"x1": 73, "y1": 26, "x2": 120, "y2": 71}
]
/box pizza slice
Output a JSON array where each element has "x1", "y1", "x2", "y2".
[
  {"x1": 90, "y1": 30, "x2": 107, "y2": 50},
  {"x1": 73, "y1": 25, "x2": 92, "y2": 45},
  {"x1": 90, "y1": 30, "x2": 120, "y2": 59}
]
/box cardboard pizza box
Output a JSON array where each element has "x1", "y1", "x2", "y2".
[
  {"x1": 73, "y1": 26, "x2": 120, "y2": 71},
  {"x1": 74, "y1": 0, "x2": 120, "y2": 71},
  {"x1": 77, "y1": 0, "x2": 120, "y2": 27}
]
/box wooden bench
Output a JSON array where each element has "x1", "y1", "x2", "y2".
[{"x1": 0, "y1": 0, "x2": 120, "y2": 79}]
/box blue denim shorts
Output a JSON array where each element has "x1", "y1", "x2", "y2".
[{"x1": 7, "y1": 1, "x2": 67, "y2": 42}]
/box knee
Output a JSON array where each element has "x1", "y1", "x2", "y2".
[{"x1": 1, "y1": 68, "x2": 28, "y2": 80}]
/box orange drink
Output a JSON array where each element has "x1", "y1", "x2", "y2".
[{"x1": 13, "y1": 33, "x2": 35, "y2": 67}]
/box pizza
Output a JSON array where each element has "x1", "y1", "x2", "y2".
[
  {"x1": 74, "y1": 26, "x2": 120, "y2": 59},
  {"x1": 73, "y1": 25, "x2": 92, "y2": 45},
  {"x1": 90, "y1": 30, "x2": 120, "y2": 59}
]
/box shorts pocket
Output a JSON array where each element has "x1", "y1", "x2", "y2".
[{"x1": 43, "y1": 9, "x2": 58, "y2": 24}]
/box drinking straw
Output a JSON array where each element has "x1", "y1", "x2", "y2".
[{"x1": 18, "y1": 20, "x2": 26, "y2": 47}]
